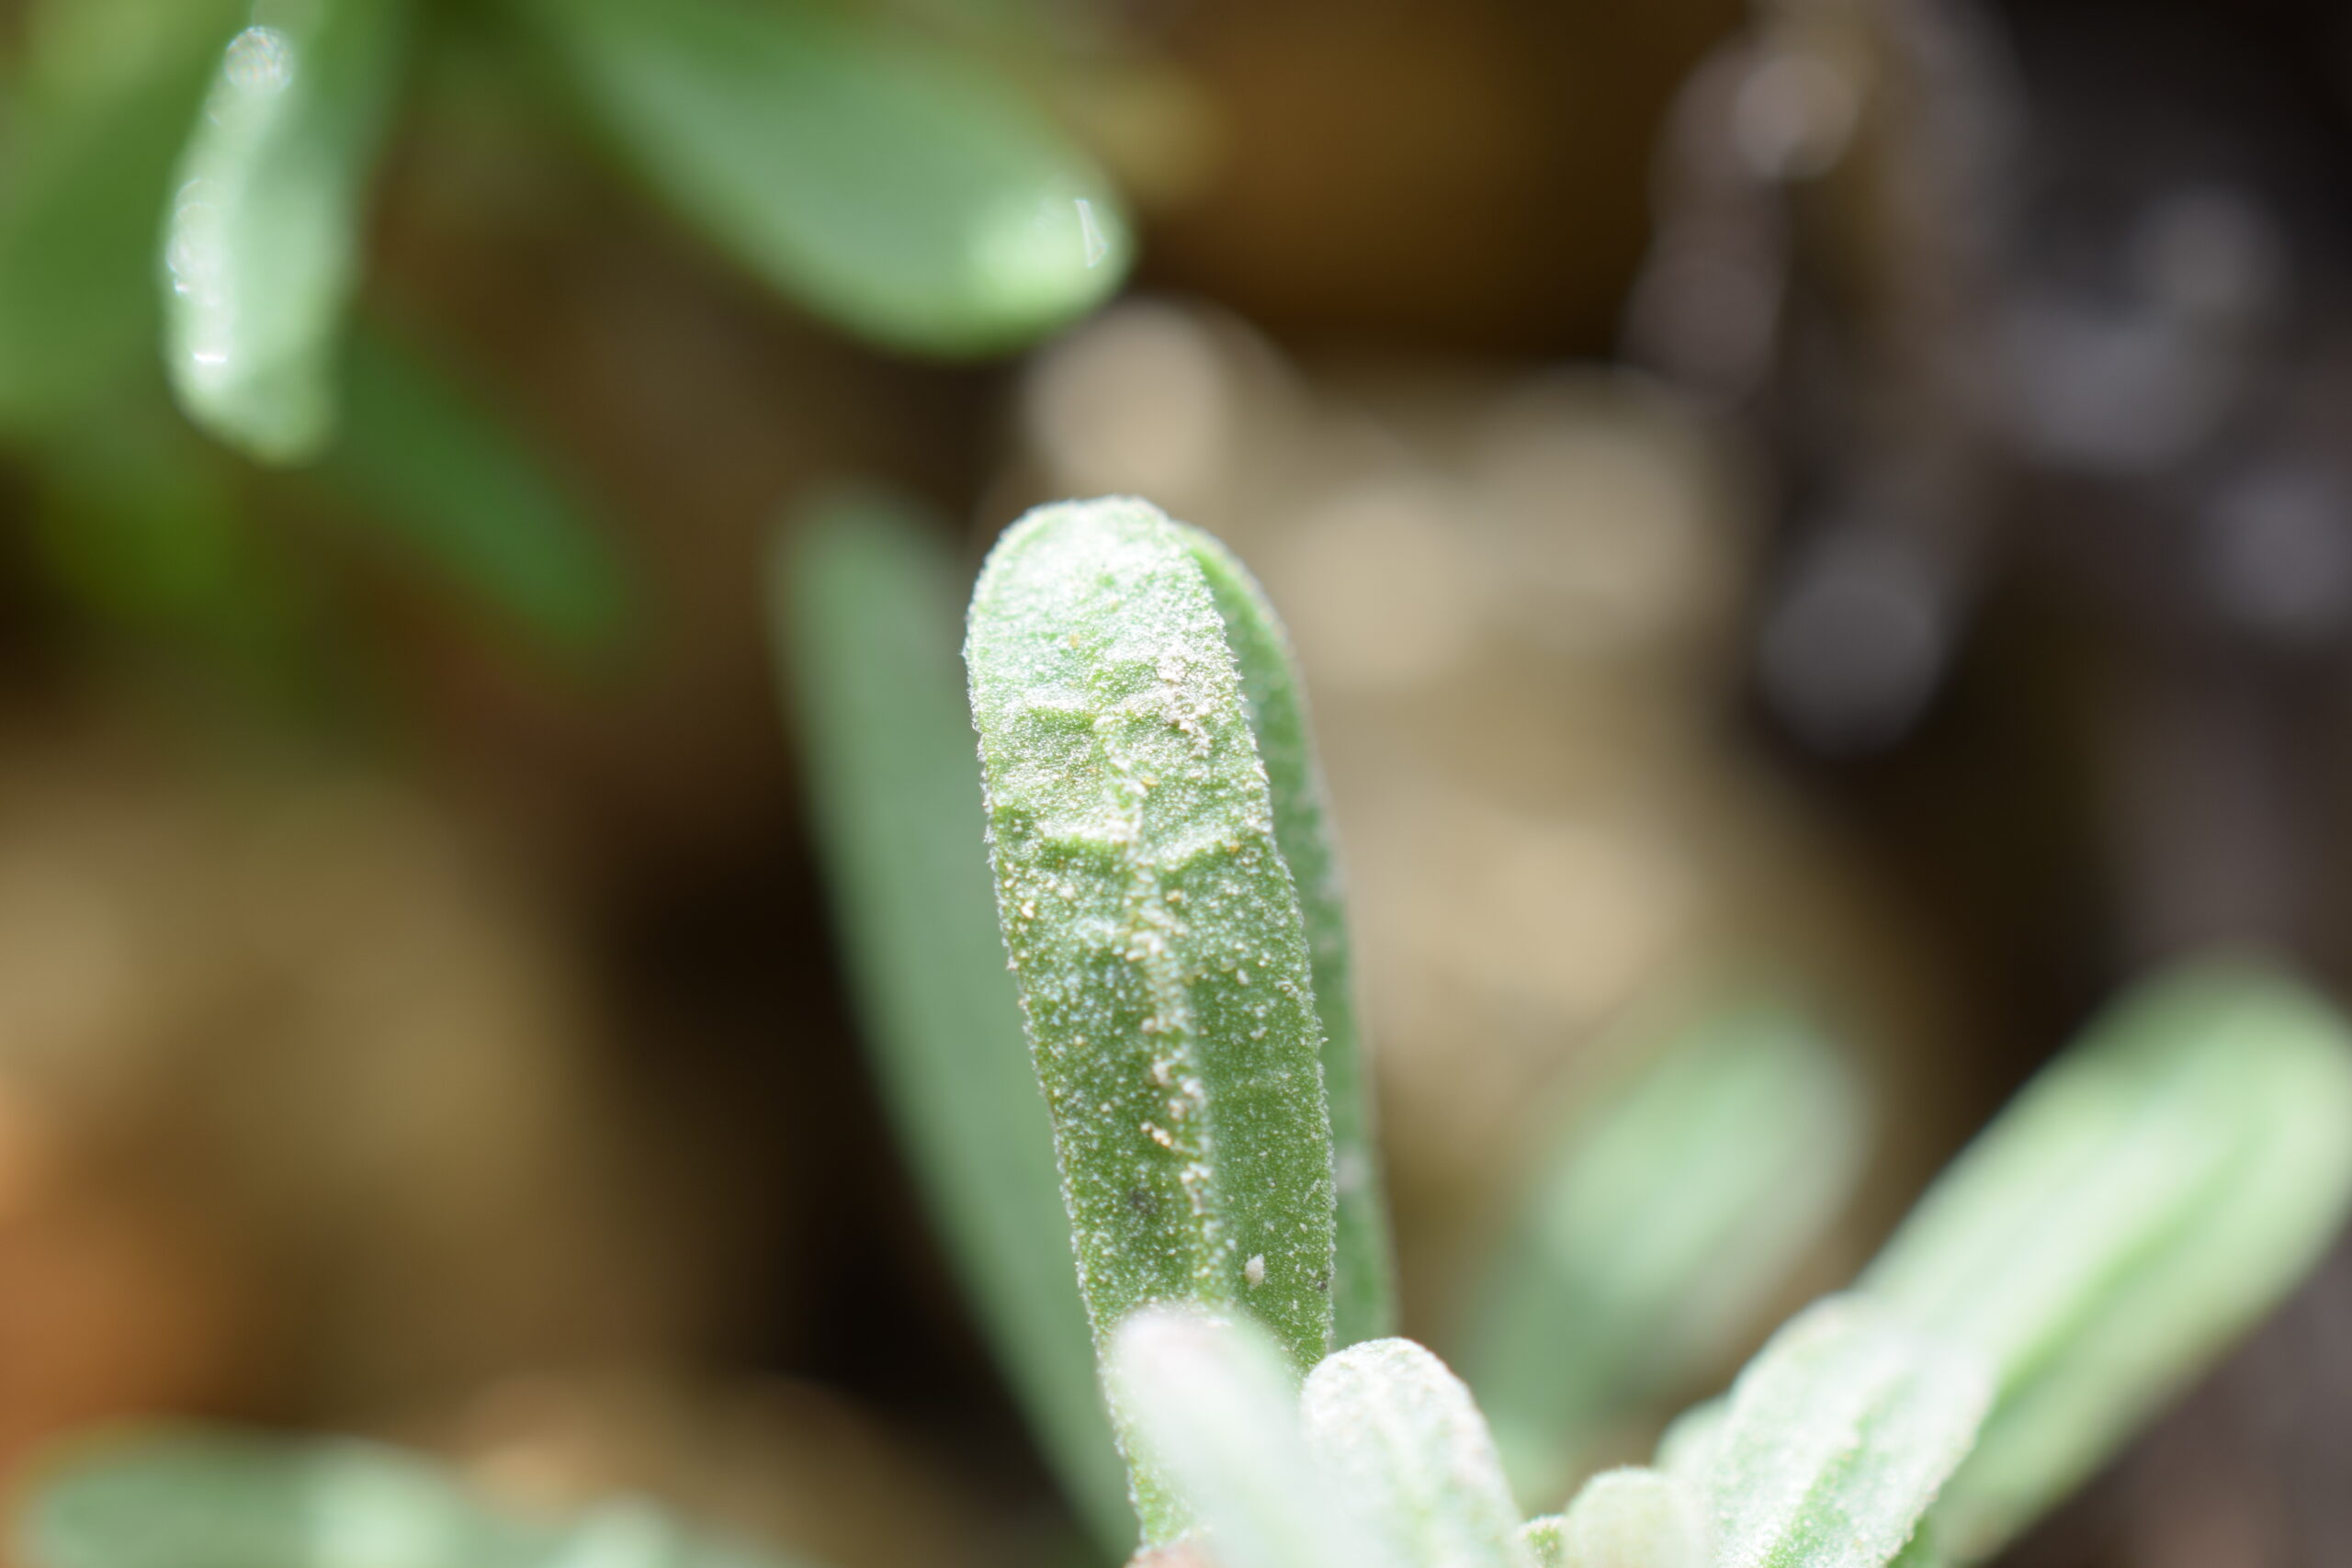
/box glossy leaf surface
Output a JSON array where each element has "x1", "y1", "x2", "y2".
[
  {"x1": 514, "y1": 0, "x2": 1130, "y2": 356},
  {"x1": 163, "y1": 0, "x2": 410, "y2": 462}
]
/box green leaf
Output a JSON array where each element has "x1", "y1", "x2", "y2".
[
  {"x1": 1298, "y1": 1338, "x2": 1529, "y2": 1568},
  {"x1": 17, "y1": 1427, "x2": 813, "y2": 1568},
  {"x1": 1701, "y1": 1296, "x2": 1989, "y2": 1568},
  {"x1": 1861, "y1": 959, "x2": 2352, "y2": 1561},
  {"x1": 1543, "y1": 1469, "x2": 1705, "y2": 1568},
  {"x1": 1107, "y1": 1306, "x2": 1382, "y2": 1568},
  {"x1": 509, "y1": 0, "x2": 1130, "y2": 357},
  {"x1": 964, "y1": 497, "x2": 1339, "y2": 1540},
  {"x1": 28, "y1": 392, "x2": 313, "y2": 694},
  {"x1": 163, "y1": 0, "x2": 411, "y2": 463},
  {"x1": 1179, "y1": 525, "x2": 1396, "y2": 1347},
  {"x1": 774, "y1": 487, "x2": 1132, "y2": 1552},
  {"x1": 0, "y1": 0, "x2": 245, "y2": 432},
  {"x1": 317, "y1": 324, "x2": 628, "y2": 656},
  {"x1": 1465, "y1": 998, "x2": 1869, "y2": 1503}
]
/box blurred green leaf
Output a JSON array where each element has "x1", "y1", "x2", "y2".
[
  {"x1": 1298, "y1": 1339, "x2": 1528, "y2": 1568},
  {"x1": 29, "y1": 394, "x2": 311, "y2": 688},
  {"x1": 1108, "y1": 1307, "x2": 1383, "y2": 1568},
  {"x1": 1182, "y1": 525, "x2": 1396, "y2": 1348},
  {"x1": 163, "y1": 0, "x2": 411, "y2": 463},
  {"x1": 1700, "y1": 1296, "x2": 1989, "y2": 1568},
  {"x1": 0, "y1": 0, "x2": 244, "y2": 433},
  {"x1": 17, "y1": 1427, "x2": 814, "y2": 1568},
  {"x1": 1464, "y1": 997, "x2": 1870, "y2": 1505},
  {"x1": 318, "y1": 325, "x2": 629, "y2": 656},
  {"x1": 1534, "y1": 1469, "x2": 1703, "y2": 1568},
  {"x1": 508, "y1": 0, "x2": 1131, "y2": 356},
  {"x1": 775, "y1": 488, "x2": 1132, "y2": 1553},
  {"x1": 1862, "y1": 959, "x2": 2352, "y2": 1560}
]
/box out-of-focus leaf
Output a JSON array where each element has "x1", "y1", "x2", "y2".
[
  {"x1": 0, "y1": 0, "x2": 244, "y2": 432},
  {"x1": 1299, "y1": 1339, "x2": 1527, "y2": 1568},
  {"x1": 163, "y1": 0, "x2": 411, "y2": 463},
  {"x1": 775, "y1": 488, "x2": 1132, "y2": 1553},
  {"x1": 318, "y1": 326, "x2": 628, "y2": 656},
  {"x1": 29, "y1": 395, "x2": 311, "y2": 689},
  {"x1": 1464, "y1": 998, "x2": 1870, "y2": 1503},
  {"x1": 1862, "y1": 959, "x2": 2352, "y2": 1561},
  {"x1": 966, "y1": 499, "x2": 1339, "y2": 1540},
  {"x1": 508, "y1": 0, "x2": 1131, "y2": 357},
  {"x1": 1182, "y1": 525, "x2": 1396, "y2": 1347},
  {"x1": 1701, "y1": 1296, "x2": 1989, "y2": 1568},
  {"x1": 1538, "y1": 1469, "x2": 1704, "y2": 1568},
  {"x1": 1108, "y1": 1307, "x2": 1382, "y2": 1568},
  {"x1": 17, "y1": 1427, "x2": 816, "y2": 1568}
]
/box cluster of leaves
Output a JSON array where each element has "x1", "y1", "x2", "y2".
[
  {"x1": 790, "y1": 491, "x2": 2352, "y2": 1568},
  {"x1": 0, "y1": 0, "x2": 1129, "y2": 677},
  {"x1": 13, "y1": 497, "x2": 2352, "y2": 1565}
]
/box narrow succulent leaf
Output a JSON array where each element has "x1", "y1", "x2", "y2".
[
  {"x1": 1550, "y1": 1470, "x2": 1705, "y2": 1568},
  {"x1": 1862, "y1": 959, "x2": 2352, "y2": 1560},
  {"x1": 1299, "y1": 1338, "x2": 1528, "y2": 1568},
  {"x1": 510, "y1": 0, "x2": 1131, "y2": 357},
  {"x1": 1176, "y1": 525, "x2": 1395, "y2": 1346},
  {"x1": 0, "y1": 0, "x2": 245, "y2": 431},
  {"x1": 776, "y1": 489, "x2": 1132, "y2": 1551},
  {"x1": 1705, "y1": 1296, "x2": 1990, "y2": 1568},
  {"x1": 966, "y1": 496, "x2": 1340, "y2": 1538},
  {"x1": 1108, "y1": 1306, "x2": 1380, "y2": 1568},
  {"x1": 161, "y1": 0, "x2": 408, "y2": 462},
  {"x1": 1467, "y1": 998, "x2": 1869, "y2": 1501},
  {"x1": 318, "y1": 326, "x2": 628, "y2": 655},
  {"x1": 17, "y1": 1427, "x2": 814, "y2": 1568}
]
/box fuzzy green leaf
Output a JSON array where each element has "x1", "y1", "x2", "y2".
[
  {"x1": 1703, "y1": 1296, "x2": 1989, "y2": 1568},
  {"x1": 162, "y1": 0, "x2": 409, "y2": 462},
  {"x1": 318, "y1": 326, "x2": 628, "y2": 656},
  {"x1": 965, "y1": 496, "x2": 1339, "y2": 1540},
  {"x1": 15, "y1": 1427, "x2": 813, "y2": 1568},
  {"x1": 1177, "y1": 525, "x2": 1395, "y2": 1346},
  {"x1": 1108, "y1": 1307, "x2": 1382, "y2": 1568},
  {"x1": 510, "y1": 0, "x2": 1130, "y2": 357},
  {"x1": 1299, "y1": 1339, "x2": 1528, "y2": 1568},
  {"x1": 775, "y1": 488, "x2": 1131, "y2": 1551},
  {"x1": 1466, "y1": 998, "x2": 1869, "y2": 1502},
  {"x1": 1543, "y1": 1469, "x2": 1705, "y2": 1568},
  {"x1": 1862, "y1": 959, "x2": 2352, "y2": 1560}
]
